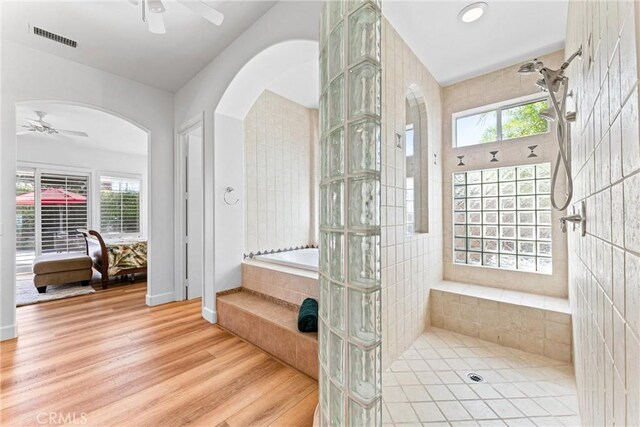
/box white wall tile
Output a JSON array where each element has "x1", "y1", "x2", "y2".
[
  {"x1": 380, "y1": 20, "x2": 444, "y2": 369},
  {"x1": 243, "y1": 90, "x2": 318, "y2": 254},
  {"x1": 566, "y1": 1, "x2": 640, "y2": 425}
]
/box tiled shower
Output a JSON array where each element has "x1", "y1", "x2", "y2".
[{"x1": 317, "y1": 0, "x2": 639, "y2": 426}]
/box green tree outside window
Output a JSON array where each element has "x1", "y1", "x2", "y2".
[{"x1": 479, "y1": 100, "x2": 549, "y2": 143}]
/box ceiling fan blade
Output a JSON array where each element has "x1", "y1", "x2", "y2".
[
  {"x1": 146, "y1": 7, "x2": 166, "y2": 34},
  {"x1": 57, "y1": 129, "x2": 89, "y2": 137},
  {"x1": 177, "y1": 1, "x2": 224, "y2": 26},
  {"x1": 17, "y1": 130, "x2": 33, "y2": 135},
  {"x1": 27, "y1": 118, "x2": 52, "y2": 128}
]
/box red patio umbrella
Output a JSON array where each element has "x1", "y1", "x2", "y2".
[{"x1": 16, "y1": 188, "x2": 87, "y2": 205}]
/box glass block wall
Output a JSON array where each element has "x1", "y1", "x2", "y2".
[
  {"x1": 318, "y1": 0, "x2": 382, "y2": 425},
  {"x1": 452, "y1": 163, "x2": 553, "y2": 274}
]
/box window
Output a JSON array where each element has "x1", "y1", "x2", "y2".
[
  {"x1": 16, "y1": 170, "x2": 36, "y2": 272},
  {"x1": 15, "y1": 169, "x2": 90, "y2": 272},
  {"x1": 453, "y1": 163, "x2": 552, "y2": 274},
  {"x1": 100, "y1": 176, "x2": 141, "y2": 235},
  {"x1": 40, "y1": 173, "x2": 89, "y2": 254},
  {"x1": 454, "y1": 96, "x2": 549, "y2": 147},
  {"x1": 405, "y1": 124, "x2": 415, "y2": 234}
]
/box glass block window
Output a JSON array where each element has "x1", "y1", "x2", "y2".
[
  {"x1": 453, "y1": 96, "x2": 549, "y2": 147},
  {"x1": 453, "y1": 163, "x2": 553, "y2": 274}
]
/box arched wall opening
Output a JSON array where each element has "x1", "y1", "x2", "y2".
[
  {"x1": 211, "y1": 39, "x2": 319, "y2": 308},
  {"x1": 405, "y1": 84, "x2": 430, "y2": 234},
  {"x1": 1, "y1": 39, "x2": 176, "y2": 341},
  {"x1": 7, "y1": 99, "x2": 153, "y2": 335}
]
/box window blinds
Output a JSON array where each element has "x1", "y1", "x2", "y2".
[
  {"x1": 100, "y1": 176, "x2": 141, "y2": 235},
  {"x1": 39, "y1": 173, "x2": 89, "y2": 255},
  {"x1": 15, "y1": 170, "x2": 36, "y2": 272}
]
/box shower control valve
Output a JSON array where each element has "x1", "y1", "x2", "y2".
[{"x1": 559, "y1": 201, "x2": 586, "y2": 236}]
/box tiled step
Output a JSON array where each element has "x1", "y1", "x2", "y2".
[
  {"x1": 217, "y1": 290, "x2": 318, "y2": 380},
  {"x1": 242, "y1": 260, "x2": 319, "y2": 306},
  {"x1": 430, "y1": 281, "x2": 572, "y2": 363}
]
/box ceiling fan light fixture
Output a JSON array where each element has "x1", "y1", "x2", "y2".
[
  {"x1": 131, "y1": 0, "x2": 225, "y2": 33},
  {"x1": 147, "y1": 0, "x2": 165, "y2": 14},
  {"x1": 458, "y1": 2, "x2": 488, "y2": 23},
  {"x1": 20, "y1": 110, "x2": 89, "y2": 137},
  {"x1": 147, "y1": 12, "x2": 166, "y2": 34}
]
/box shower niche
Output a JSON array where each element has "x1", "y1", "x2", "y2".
[{"x1": 404, "y1": 85, "x2": 429, "y2": 235}]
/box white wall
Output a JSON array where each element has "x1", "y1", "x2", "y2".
[
  {"x1": 1, "y1": 40, "x2": 175, "y2": 340},
  {"x1": 212, "y1": 113, "x2": 244, "y2": 303},
  {"x1": 18, "y1": 137, "x2": 147, "y2": 176},
  {"x1": 17, "y1": 135, "x2": 148, "y2": 236},
  {"x1": 174, "y1": 1, "x2": 322, "y2": 322}
]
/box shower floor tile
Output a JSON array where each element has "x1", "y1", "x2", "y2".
[{"x1": 383, "y1": 328, "x2": 579, "y2": 427}]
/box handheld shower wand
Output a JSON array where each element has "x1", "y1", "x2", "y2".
[
  {"x1": 518, "y1": 46, "x2": 582, "y2": 212},
  {"x1": 542, "y1": 69, "x2": 572, "y2": 211}
]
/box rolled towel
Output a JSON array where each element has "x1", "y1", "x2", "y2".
[{"x1": 298, "y1": 298, "x2": 318, "y2": 332}]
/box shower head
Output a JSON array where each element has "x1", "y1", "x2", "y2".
[
  {"x1": 520, "y1": 46, "x2": 582, "y2": 213},
  {"x1": 517, "y1": 59, "x2": 543, "y2": 74},
  {"x1": 536, "y1": 68, "x2": 564, "y2": 93},
  {"x1": 535, "y1": 78, "x2": 549, "y2": 92},
  {"x1": 536, "y1": 78, "x2": 562, "y2": 93},
  {"x1": 538, "y1": 106, "x2": 556, "y2": 122},
  {"x1": 518, "y1": 62, "x2": 536, "y2": 74},
  {"x1": 534, "y1": 78, "x2": 563, "y2": 93}
]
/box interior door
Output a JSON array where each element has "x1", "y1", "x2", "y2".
[{"x1": 184, "y1": 129, "x2": 204, "y2": 299}]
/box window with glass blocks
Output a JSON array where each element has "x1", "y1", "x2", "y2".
[{"x1": 453, "y1": 163, "x2": 553, "y2": 274}]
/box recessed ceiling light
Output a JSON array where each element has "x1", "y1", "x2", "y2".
[{"x1": 458, "y1": 2, "x2": 488, "y2": 23}]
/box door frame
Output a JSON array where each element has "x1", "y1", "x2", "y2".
[{"x1": 174, "y1": 112, "x2": 205, "y2": 302}]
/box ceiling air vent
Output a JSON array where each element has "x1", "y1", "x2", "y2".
[{"x1": 32, "y1": 26, "x2": 77, "y2": 48}]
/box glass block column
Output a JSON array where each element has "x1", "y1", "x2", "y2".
[{"x1": 318, "y1": 0, "x2": 382, "y2": 426}]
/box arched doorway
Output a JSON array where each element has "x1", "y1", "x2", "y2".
[
  {"x1": 202, "y1": 39, "x2": 319, "y2": 319},
  {"x1": 13, "y1": 100, "x2": 151, "y2": 307}
]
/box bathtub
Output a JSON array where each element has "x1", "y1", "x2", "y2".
[
  {"x1": 253, "y1": 248, "x2": 319, "y2": 272},
  {"x1": 243, "y1": 248, "x2": 319, "y2": 306}
]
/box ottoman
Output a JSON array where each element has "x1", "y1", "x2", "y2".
[{"x1": 32, "y1": 254, "x2": 93, "y2": 294}]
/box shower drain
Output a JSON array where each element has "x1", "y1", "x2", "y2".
[{"x1": 466, "y1": 372, "x2": 485, "y2": 383}]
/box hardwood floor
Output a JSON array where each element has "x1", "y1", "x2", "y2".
[{"x1": 0, "y1": 283, "x2": 318, "y2": 426}]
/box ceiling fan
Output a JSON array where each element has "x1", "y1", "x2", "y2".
[
  {"x1": 130, "y1": 0, "x2": 225, "y2": 34},
  {"x1": 18, "y1": 111, "x2": 89, "y2": 138}
]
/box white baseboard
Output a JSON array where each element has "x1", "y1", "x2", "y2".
[
  {"x1": 146, "y1": 291, "x2": 175, "y2": 306},
  {"x1": 202, "y1": 306, "x2": 216, "y2": 323},
  {"x1": 0, "y1": 323, "x2": 17, "y2": 341}
]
